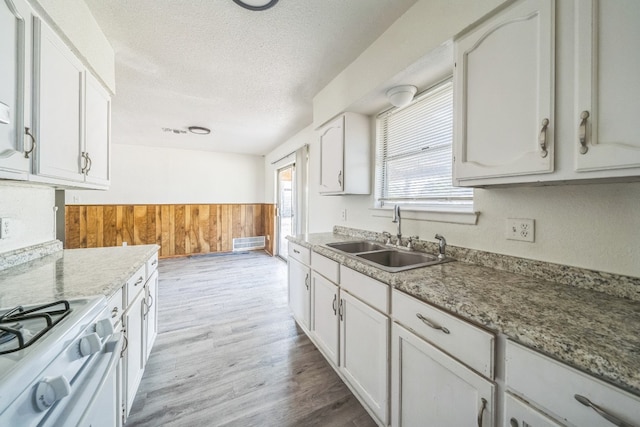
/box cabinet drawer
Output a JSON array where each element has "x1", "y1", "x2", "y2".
[
  {"x1": 506, "y1": 340, "x2": 640, "y2": 427},
  {"x1": 146, "y1": 251, "x2": 159, "y2": 276},
  {"x1": 107, "y1": 286, "x2": 123, "y2": 328},
  {"x1": 311, "y1": 252, "x2": 339, "y2": 283},
  {"x1": 288, "y1": 241, "x2": 310, "y2": 265},
  {"x1": 392, "y1": 289, "x2": 494, "y2": 378},
  {"x1": 340, "y1": 266, "x2": 389, "y2": 314},
  {"x1": 126, "y1": 265, "x2": 146, "y2": 306},
  {"x1": 504, "y1": 392, "x2": 562, "y2": 427}
]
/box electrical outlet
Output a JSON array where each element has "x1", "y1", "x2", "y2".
[
  {"x1": 507, "y1": 218, "x2": 535, "y2": 242},
  {"x1": 0, "y1": 218, "x2": 11, "y2": 239},
  {"x1": 341, "y1": 208, "x2": 347, "y2": 221}
]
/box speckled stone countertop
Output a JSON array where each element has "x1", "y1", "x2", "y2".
[
  {"x1": 288, "y1": 232, "x2": 640, "y2": 396},
  {"x1": 0, "y1": 245, "x2": 159, "y2": 308}
]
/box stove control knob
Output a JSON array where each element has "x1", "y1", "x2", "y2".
[
  {"x1": 34, "y1": 375, "x2": 70, "y2": 411},
  {"x1": 79, "y1": 333, "x2": 102, "y2": 357},
  {"x1": 95, "y1": 318, "x2": 114, "y2": 339}
]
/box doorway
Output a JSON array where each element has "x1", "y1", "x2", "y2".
[{"x1": 277, "y1": 164, "x2": 295, "y2": 260}]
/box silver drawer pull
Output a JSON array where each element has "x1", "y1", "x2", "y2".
[
  {"x1": 578, "y1": 111, "x2": 590, "y2": 154},
  {"x1": 574, "y1": 394, "x2": 633, "y2": 427},
  {"x1": 539, "y1": 118, "x2": 549, "y2": 158},
  {"x1": 111, "y1": 307, "x2": 119, "y2": 318},
  {"x1": 477, "y1": 398, "x2": 487, "y2": 427},
  {"x1": 24, "y1": 127, "x2": 36, "y2": 159},
  {"x1": 134, "y1": 277, "x2": 143, "y2": 286},
  {"x1": 293, "y1": 249, "x2": 300, "y2": 254},
  {"x1": 416, "y1": 313, "x2": 450, "y2": 334},
  {"x1": 151, "y1": 259, "x2": 157, "y2": 266}
]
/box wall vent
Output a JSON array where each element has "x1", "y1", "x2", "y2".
[{"x1": 232, "y1": 236, "x2": 266, "y2": 252}]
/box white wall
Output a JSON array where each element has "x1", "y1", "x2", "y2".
[
  {"x1": 0, "y1": 182, "x2": 55, "y2": 253},
  {"x1": 67, "y1": 144, "x2": 265, "y2": 205}
]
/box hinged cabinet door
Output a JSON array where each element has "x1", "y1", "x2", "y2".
[
  {"x1": 454, "y1": 0, "x2": 554, "y2": 184},
  {"x1": 574, "y1": 0, "x2": 640, "y2": 172},
  {"x1": 32, "y1": 17, "x2": 84, "y2": 182},
  {"x1": 84, "y1": 72, "x2": 110, "y2": 185},
  {"x1": 310, "y1": 272, "x2": 339, "y2": 365},
  {"x1": 287, "y1": 257, "x2": 310, "y2": 330},
  {"x1": 391, "y1": 323, "x2": 495, "y2": 427},
  {"x1": 0, "y1": 0, "x2": 30, "y2": 179},
  {"x1": 319, "y1": 115, "x2": 344, "y2": 193}
]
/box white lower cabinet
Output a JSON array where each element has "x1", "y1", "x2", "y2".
[
  {"x1": 391, "y1": 323, "x2": 495, "y2": 427},
  {"x1": 310, "y1": 271, "x2": 339, "y2": 365},
  {"x1": 505, "y1": 340, "x2": 640, "y2": 427},
  {"x1": 144, "y1": 269, "x2": 159, "y2": 360},
  {"x1": 124, "y1": 288, "x2": 145, "y2": 415},
  {"x1": 288, "y1": 256, "x2": 311, "y2": 331},
  {"x1": 340, "y1": 291, "x2": 389, "y2": 425}
]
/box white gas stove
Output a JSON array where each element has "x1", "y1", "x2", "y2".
[{"x1": 0, "y1": 296, "x2": 123, "y2": 426}]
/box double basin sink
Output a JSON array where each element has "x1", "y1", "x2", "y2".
[{"x1": 325, "y1": 240, "x2": 454, "y2": 273}]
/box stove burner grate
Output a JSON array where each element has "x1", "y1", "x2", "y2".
[{"x1": 0, "y1": 300, "x2": 72, "y2": 355}]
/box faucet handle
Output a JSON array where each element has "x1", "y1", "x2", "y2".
[
  {"x1": 382, "y1": 231, "x2": 392, "y2": 245},
  {"x1": 407, "y1": 236, "x2": 419, "y2": 250}
]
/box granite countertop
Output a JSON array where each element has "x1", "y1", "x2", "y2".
[
  {"x1": 288, "y1": 232, "x2": 640, "y2": 396},
  {"x1": 0, "y1": 245, "x2": 159, "y2": 308}
]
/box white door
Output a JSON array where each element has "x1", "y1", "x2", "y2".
[
  {"x1": 276, "y1": 164, "x2": 295, "y2": 259},
  {"x1": 310, "y1": 272, "x2": 339, "y2": 365},
  {"x1": 319, "y1": 115, "x2": 344, "y2": 193},
  {"x1": 32, "y1": 17, "x2": 84, "y2": 182},
  {"x1": 454, "y1": 0, "x2": 554, "y2": 184},
  {"x1": 287, "y1": 257, "x2": 310, "y2": 330},
  {"x1": 574, "y1": 0, "x2": 640, "y2": 172},
  {"x1": 125, "y1": 290, "x2": 145, "y2": 415},
  {"x1": 84, "y1": 72, "x2": 110, "y2": 185},
  {"x1": 0, "y1": 0, "x2": 30, "y2": 179},
  {"x1": 339, "y1": 291, "x2": 389, "y2": 425},
  {"x1": 144, "y1": 270, "x2": 159, "y2": 360},
  {"x1": 391, "y1": 323, "x2": 495, "y2": 427}
]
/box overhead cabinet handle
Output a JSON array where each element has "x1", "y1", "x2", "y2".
[
  {"x1": 574, "y1": 394, "x2": 633, "y2": 427},
  {"x1": 24, "y1": 127, "x2": 36, "y2": 159},
  {"x1": 337, "y1": 170, "x2": 342, "y2": 187},
  {"x1": 539, "y1": 118, "x2": 549, "y2": 158},
  {"x1": 578, "y1": 111, "x2": 590, "y2": 154},
  {"x1": 416, "y1": 313, "x2": 450, "y2": 334}
]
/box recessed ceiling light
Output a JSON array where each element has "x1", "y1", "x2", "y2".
[
  {"x1": 232, "y1": 0, "x2": 278, "y2": 11},
  {"x1": 188, "y1": 126, "x2": 211, "y2": 135}
]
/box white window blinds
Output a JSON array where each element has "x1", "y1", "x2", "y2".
[{"x1": 375, "y1": 80, "x2": 473, "y2": 211}]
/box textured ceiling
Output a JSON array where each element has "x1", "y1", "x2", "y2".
[{"x1": 83, "y1": 0, "x2": 418, "y2": 155}]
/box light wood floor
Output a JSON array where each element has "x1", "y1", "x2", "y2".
[{"x1": 126, "y1": 251, "x2": 376, "y2": 427}]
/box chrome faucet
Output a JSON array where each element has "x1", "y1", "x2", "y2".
[
  {"x1": 434, "y1": 234, "x2": 447, "y2": 259},
  {"x1": 392, "y1": 204, "x2": 401, "y2": 244}
]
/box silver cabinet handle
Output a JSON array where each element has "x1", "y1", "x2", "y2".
[
  {"x1": 339, "y1": 299, "x2": 344, "y2": 321},
  {"x1": 416, "y1": 313, "x2": 450, "y2": 334},
  {"x1": 293, "y1": 249, "x2": 300, "y2": 254},
  {"x1": 337, "y1": 170, "x2": 342, "y2": 187},
  {"x1": 120, "y1": 334, "x2": 128, "y2": 358},
  {"x1": 111, "y1": 306, "x2": 119, "y2": 319},
  {"x1": 574, "y1": 394, "x2": 633, "y2": 427},
  {"x1": 135, "y1": 276, "x2": 144, "y2": 286},
  {"x1": 151, "y1": 259, "x2": 158, "y2": 266},
  {"x1": 147, "y1": 294, "x2": 154, "y2": 309},
  {"x1": 24, "y1": 127, "x2": 36, "y2": 159},
  {"x1": 81, "y1": 152, "x2": 89, "y2": 173},
  {"x1": 578, "y1": 111, "x2": 590, "y2": 154},
  {"x1": 539, "y1": 118, "x2": 549, "y2": 158},
  {"x1": 304, "y1": 273, "x2": 309, "y2": 290},
  {"x1": 332, "y1": 294, "x2": 337, "y2": 315},
  {"x1": 85, "y1": 152, "x2": 92, "y2": 174},
  {"x1": 477, "y1": 398, "x2": 488, "y2": 427}
]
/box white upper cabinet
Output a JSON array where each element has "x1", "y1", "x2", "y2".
[
  {"x1": 454, "y1": 0, "x2": 555, "y2": 184},
  {"x1": 84, "y1": 72, "x2": 111, "y2": 186},
  {"x1": 318, "y1": 112, "x2": 370, "y2": 195},
  {"x1": 32, "y1": 17, "x2": 85, "y2": 183},
  {"x1": 0, "y1": 0, "x2": 31, "y2": 180},
  {"x1": 574, "y1": 0, "x2": 640, "y2": 173}
]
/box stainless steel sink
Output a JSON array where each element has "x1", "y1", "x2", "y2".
[
  {"x1": 326, "y1": 241, "x2": 386, "y2": 253},
  {"x1": 325, "y1": 240, "x2": 454, "y2": 272},
  {"x1": 356, "y1": 250, "x2": 453, "y2": 272}
]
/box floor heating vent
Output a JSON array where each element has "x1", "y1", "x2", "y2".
[{"x1": 232, "y1": 236, "x2": 266, "y2": 251}]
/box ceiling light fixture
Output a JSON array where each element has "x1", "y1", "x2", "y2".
[
  {"x1": 386, "y1": 85, "x2": 417, "y2": 108},
  {"x1": 232, "y1": 0, "x2": 279, "y2": 11},
  {"x1": 188, "y1": 126, "x2": 211, "y2": 135}
]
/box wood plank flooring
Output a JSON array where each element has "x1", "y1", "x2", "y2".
[{"x1": 125, "y1": 251, "x2": 376, "y2": 427}]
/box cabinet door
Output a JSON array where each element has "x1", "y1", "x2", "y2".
[
  {"x1": 310, "y1": 272, "x2": 339, "y2": 365},
  {"x1": 124, "y1": 290, "x2": 145, "y2": 415},
  {"x1": 84, "y1": 72, "x2": 110, "y2": 185},
  {"x1": 391, "y1": 323, "x2": 495, "y2": 427},
  {"x1": 144, "y1": 269, "x2": 158, "y2": 360},
  {"x1": 454, "y1": 0, "x2": 554, "y2": 184},
  {"x1": 32, "y1": 17, "x2": 84, "y2": 182},
  {"x1": 287, "y1": 257, "x2": 310, "y2": 330},
  {"x1": 0, "y1": 0, "x2": 30, "y2": 179},
  {"x1": 340, "y1": 291, "x2": 389, "y2": 425},
  {"x1": 575, "y1": 0, "x2": 640, "y2": 172},
  {"x1": 319, "y1": 115, "x2": 344, "y2": 193}
]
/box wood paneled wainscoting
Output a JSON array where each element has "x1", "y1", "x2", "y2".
[{"x1": 65, "y1": 204, "x2": 276, "y2": 258}]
